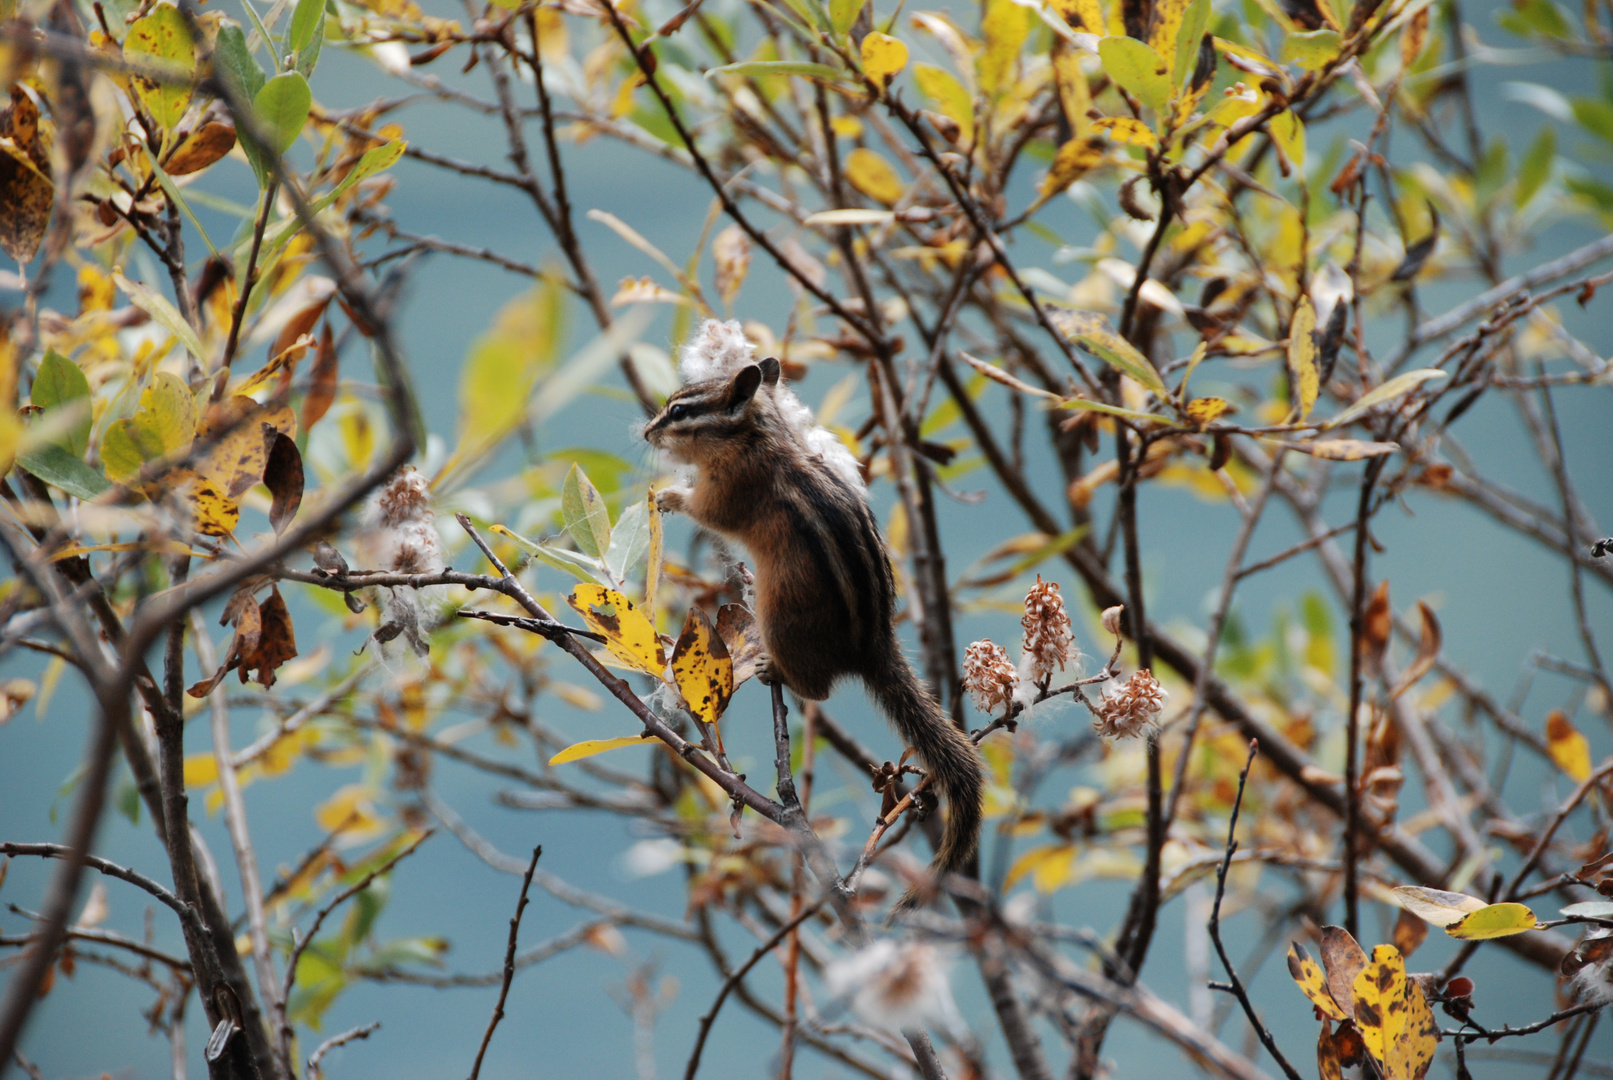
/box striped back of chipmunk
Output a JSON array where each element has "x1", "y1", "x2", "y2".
[{"x1": 770, "y1": 450, "x2": 897, "y2": 663}]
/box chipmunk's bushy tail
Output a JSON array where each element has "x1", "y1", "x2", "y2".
[{"x1": 868, "y1": 654, "x2": 984, "y2": 913}]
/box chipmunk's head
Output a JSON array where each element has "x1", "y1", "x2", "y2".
[{"x1": 644, "y1": 358, "x2": 782, "y2": 466}]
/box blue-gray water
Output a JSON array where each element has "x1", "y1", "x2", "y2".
[{"x1": 3, "y1": 0, "x2": 1612, "y2": 1075}]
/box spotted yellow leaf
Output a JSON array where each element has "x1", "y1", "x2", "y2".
[
  {"x1": 1385, "y1": 977, "x2": 1439, "y2": 1080},
  {"x1": 1288, "y1": 295, "x2": 1319, "y2": 418},
  {"x1": 1091, "y1": 115, "x2": 1158, "y2": 147},
  {"x1": 549, "y1": 734, "x2": 654, "y2": 765},
  {"x1": 860, "y1": 32, "x2": 908, "y2": 86},
  {"x1": 671, "y1": 607, "x2": 734, "y2": 726},
  {"x1": 1040, "y1": 135, "x2": 1106, "y2": 199},
  {"x1": 1351, "y1": 945, "x2": 1406, "y2": 1067},
  {"x1": 1286, "y1": 943, "x2": 1346, "y2": 1020},
  {"x1": 568, "y1": 584, "x2": 668, "y2": 677},
  {"x1": 1185, "y1": 397, "x2": 1230, "y2": 428}
]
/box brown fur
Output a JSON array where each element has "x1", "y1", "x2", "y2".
[{"x1": 645, "y1": 361, "x2": 984, "y2": 908}]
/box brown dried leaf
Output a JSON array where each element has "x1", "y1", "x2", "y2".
[
  {"x1": 1361, "y1": 580, "x2": 1391, "y2": 676},
  {"x1": 164, "y1": 121, "x2": 237, "y2": 176},
  {"x1": 303, "y1": 322, "x2": 338, "y2": 430},
  {"x1": 1389, "y1": 601, "x2": 1441, "y2": 699},
  {"x1": 241, "y1": 588, "x2": 297, "y2": 687},
  {"x1": 715, "y1": 604, "x2": 764, "y2": 685},
  {"x1": 712, "y1": 224, "x2": 751, "y2": 307},
  {"x1": 0, "y1": 86, "x2": 55, "y2": 264},
  {"x1": 1319, "y1": 925, "x2": 1367, "y2": 1021},
  {"x1": 1318, "y1": 1021, "x2": 1343, "y2": 1080},
  {"x1": 264, "y1": 430, "x2": 303, "y2": 535},
  {"x1": 188, "y1": 590, "x2": 261, "y2": 696},
  {"x1": 1392, "y1": 907, "x2": 1429, "y2": 958}
]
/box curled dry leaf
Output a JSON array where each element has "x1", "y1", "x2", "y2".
[
  {"x1": 264, "y1": 430, "x2": 304, "y2": 535},
  {"x1": 1320, "y1": 925, "x2": 1367, "y2": 1021},
  {"x1": 715, "y1": 603, "x2": 764, "y2": 685},
  {"x1": 1388, "y1": 601, "x2": 1441, "y2": 699},
  {"x1": 1391, "y1": 885, "x2": 1486, "y2": 927},
  {"x1": 164, "y1": 121, "x2": 237, "y2": 175},
  {"x1": 1360, "y1": 579, "x2": 1391, "y2": 676},
  {"x1": 670, "y1": 606, "x2": 733, "y2": 726},
  {"x1": 303, "y1": 322, "x2": 339, "y2": 430}
]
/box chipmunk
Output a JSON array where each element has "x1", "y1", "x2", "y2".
[{"x1": 645, "y1": 357, "x2": 983, "y2": 909}]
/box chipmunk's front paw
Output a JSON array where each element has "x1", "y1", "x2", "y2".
[
  {"x1": 654, "y1": 487, "x2": 690, "y2": 515},
  {"x1": 756, "y1": 652, "x2": 779, "y2": 687}
]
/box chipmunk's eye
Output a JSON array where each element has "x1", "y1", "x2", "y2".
[{"x1": 668, "y1": 404, "x2": 689, "y2": 422}]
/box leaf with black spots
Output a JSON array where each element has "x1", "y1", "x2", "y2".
[{"x1": 671, "y1": 607, "x2": 733, "y2": 726}]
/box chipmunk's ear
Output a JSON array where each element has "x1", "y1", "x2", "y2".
[
  {"x1": 726, "y1": 364, "x2": 764, "y2": 409},
  {"x1": 759, "y1": 357, "x2": 781, "y2": 386}
]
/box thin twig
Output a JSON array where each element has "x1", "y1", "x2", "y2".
[{"x1": 468, "y1": 846, "x2": 541, "y2": 1080}]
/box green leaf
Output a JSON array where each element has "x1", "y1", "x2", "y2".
[
  {"x1": 1325, "y1": 368, "x2": 1446, "y2": 428},
  {"x1": 1098, "y1": 36, "x2": 1171, "y2": 115},
  {"x1": 287, "y1": 0, "x2": 323, "y2": 53},
  {"x1": 1573, "y1": 98, "x2": 1613, "y2": 147},
  {"x1": 830, "y1": 0, "x2": 863, "y2": 36},
  {"x1": 134, "y1": 372, "x2": 199, "y2": 457},
  {"x1": 1050, "y1": 310, "x2": 1169, "y2": 394},
  {"x1": 705, "y1": 60, "x2": 845, "y2": 82},
  {"x1": 214, "y1": 20, "x2": 266, "y2": 103},
  {"x1": 31, "y1": 350, "x2": 92, "y2": 456},
  {"x1": 562, "y1": 462, "x2": 612, "y2": 560},
  {"x1": 124, "y1": 3, "x2": 196, "y2": 135},
  {"x1": 16, "y1": 443, "x2": 112, "y2": 501},
  {"x1": 253, "y1": 72, "x2": 312, "y2": 158},
  {"x1": 605, "y1": 497, "x2": 651, "y2": 585},
  {"x1": 1060, "y1": 397, "x2": 1184, "y2": 427},
  {"x1": 1279, "y1": 29, "x2": 1340, "y2": 70},
  {"x1": 113, "y1": 272, "x2": 205, "y2": 362},
  {"x1": 326, "y1": 139, "x2": 406, "y2": 204},
  {"x1": 1173, "y1": 0, "x2": 1212, "y2": 88},
  {"x1": 100, "y1": 421, "x2": 146, "y2": 484},
  {"x1": 1516, "y1": 125, "x2": 1555, "y2": 207},
  {"x1": 294, "y1": 11, "x2": 324, "y2": 78}
]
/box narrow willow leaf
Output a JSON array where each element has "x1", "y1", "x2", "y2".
[
  {"x1": 1288, "y1": 295, "x2": 1319, "y2": 418},
  {"x1": 549, "y1": 735, "x2": 653, "y2": 765},
  {"x1": 1049, "y1": 310, "x2": 1168, "y2": 394},
  {"x1": 114, "y1": 272, "x2": 205, "y2": 362},
  {"x1": 1325, "y1": 369, "x2": 1446, "y2": 428},
  {"x1": 562, "y1": 462, "x2": 612, "y2": 560},
  {"x1": 705, "y1": 60, "x2": 844, "y2": 82},
  {"x1": 804, "y1": 208, "x2": 896, "y2": 226}
]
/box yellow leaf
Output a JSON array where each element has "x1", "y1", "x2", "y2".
[
  {"x1": 1270, "y1": 109, "x2": 1305, "y2": 168},
  {"x1": 568, "y1": 584, "x2": 668, "y2": 676},
  {"x1": 670, "y1": 607, "x2": 734, "y2": 725},
  {"x1": 1005, "y1": 843, "x2": 1078, "y2": 892},
  {"x1": 1090, "y1": 115, "x2": 1158, "y2": 147},
  {"x1": 183, "y1": 752, "x2": 218, "y2": 788},
  {"x1": 124, "y1": 3, "x2": 195, "y2": 136},
  {"x1": 1401, "y1": 6, "x2": 1430, "y2": 68},
  {"x1": 1047, "y1": 0, "x2": 1104, "y2": 31},
  {"x1": 1049, "y1": 310, "x2": 1167, "y2": 393},
  {"x1": 1391, "y1": 885, "x2": 1486, "y2": 928},
  {"x1": 979, "y1": 0, "x2": 1031, "y2": 94},
  {"x1": 1446, "y1": 902, "x2": 1539, "y2": 940},
  {"x1": 1273, "y1": 438, "x2": 1400, "y2": 461},
  {"x1": 1351, "y1": 944, "x2": 1406, "y2": 1067},
  {"x1": 1185, "y1": 397, "x2": 1230, "y2": 427},
  {"x1": 1286, "y1": 943, "x2": 1347, "y2": 1020},
  {"x1": 1288, "y1": 295, "x2": 1319, "y2": 418},
  {"x1": 1040, "y1": 135, "x2": 1106, "y2": 199},
  {"x1": 169, "y1": 469, "x2": 241, "y2": 537},
  {"x1": 313, "y1": 783, "x2": 386, "y2": 840},
  {"x1": 1386, "y1": 978, "x2": 1438, "y2": 1080},
  {"x1": 644, "y1": 490, "x2": 664, "y2": 621},
  {"x1": 1051, "y1": 41, "x2": 1092, "y2": 135},
  {"x1": 1147, "y1": 0, "x2": 1189, "y2": 82},
  {"x1": 860, "y1": 32, "x2": 908, "y2": 87},
  {"x1": 913, "y1": 64, "x2": 975, "y2": 145},
  {"x1": 844, "y1": 147, "x2": 905, "y2": 206},
  {"x1": 1546, "y1": 709, "x2": 1592, "y2": 781},
  {"x1": 549, "y1": 735, "x2": 654, "y2": 765}
]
